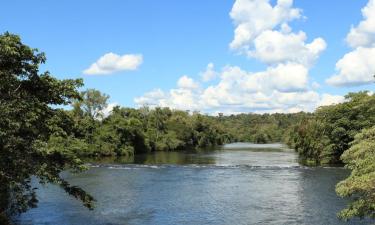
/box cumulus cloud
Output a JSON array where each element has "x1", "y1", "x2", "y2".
[
  {"x1": 177, "y1": 75, "x2": 199, "y2": 89},
  {"x1": 83, "y1": 52, "x2": 143, "y2": 75},
  {"x1": 214, "y1": 63, "x2": 309, "y2": 94},
  {"x1": 327, "y1": 47, "x2": 375, "y2": 86},
  {"x1": 229, "y1": 0, "x2": 301, "y2": 50},
  {"x1": 135, "y1": 88, "x2": 200, "y2": 111},
  {"x1": 346, "y1": 0, "x2": 375, "y2": 48},
  {"x1": 327, "y1": 0, "x2": 375, "y2": 86},
  {"x1": 317, "y1": 94, "x2": 345, "y2": 107},
  {"x1": 199, "y1": 65, "x2": 313, "y2": 111},
  {"x1": 134, "y1": 65, "x2": 341, "y2": 114},
  {"x1": 229, "y1": 0, "x2": 326, "y2": 68},
  {"x1": 134, "y1": 89, "x2": 166, "y2": 107},
  {"x1": 250, "y1": 30, "x2": 326, "y2": 66},
  {"x1": 200, "y1": 63, "x2": 218, "y2": 82},
  {"x1": 101, "y1": 102, "x2": 119, "y2": 118}
]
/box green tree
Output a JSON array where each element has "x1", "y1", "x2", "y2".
[
  {"x1": 95, "y1": 108, "x2": 149, "y2": 155},
  {"x1": 336, "y1": 126, "x2": 375, "y2": 220},
  {"x1": 73, "y1": 89, "x2": 109, "y2": 120},
  {"x1": 0, "y1": 32, "x2": 94, "y2": 223},
  {"x1": 289, "y1": 92, "x2": 375, "y2": 165}
]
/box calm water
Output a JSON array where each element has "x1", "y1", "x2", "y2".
[{"x1": 17, "y1": 143, "x2": 373, "y2": 225}]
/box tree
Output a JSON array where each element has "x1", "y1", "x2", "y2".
[
  {"x1": 289, "y1": 92, "x2": 375, "y2": 165},
  {"x1": 73, "y1": 89, "x2": 109, "y2": 120},
  {"x1": 0, "y1": 32, "x2": 94, "y2": 223},
  {"x1": 336, "y1": 126, "x2": 375, "y2": 220}
]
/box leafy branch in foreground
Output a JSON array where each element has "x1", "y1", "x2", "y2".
[
  {"x1": 0, "y1": 32, "x2": 94, "y2": 223},
  {"x1": 336, "y1": 126, "x2": 375, "y2": 220}
]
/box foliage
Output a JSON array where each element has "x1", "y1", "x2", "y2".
[
  {"x1": 336, "y1": 126, "x2": 375, "y2": 220},
  {"x1": 289, "y1": 119, "x2": 332, "y2": 165},
  {"x1": 288, "y1": 92, "x2": 375, "y2": 165},
  {"x1": 0, "y1": 32, "x2": 94, "y2": 222},
  {"x1": 219, "y1": 112, "x2": 311, "y2": 144},
  {"x1": 68, "y1": 102, "x2": 232, "y2": 156},
  {"x1": 65, "y1": 88, "x2": 313, "y2": 159},
  {"x1": 72, "y1": 89, "x2": 109, "y2": 120}
]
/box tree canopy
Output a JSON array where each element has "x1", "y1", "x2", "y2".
[
  {"x1": 0, "y1": 32, "x2": 94, "y2": 223},
  {"x1": 288, "y1": 92, "x2": 375, "y2": 165}
]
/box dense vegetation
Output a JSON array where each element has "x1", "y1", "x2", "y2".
[
  {"x1": 64, "y1": 88, "x2": 310, "y2": 158},
  {"x1": 336, "y1": 126, "x2": 375, "y2": 219},
  {"x1": 220, "y1": 112, "x2": 311, "y2": 144},
  {"x1": 68, "y1": 93, "x2": 232, "y2": 157},
  {"x1": 287, "y1": 92, "x2": 375, "y2": 165},
  {"x1": 287, "y1": 91, "x2": 375, "y2": 219},
  {"x1": 1, "y1": 32, "x2": 374, "y2": 222},
  {"x1": 0, "y1": 33, "x2": 94, "y2": 224}
]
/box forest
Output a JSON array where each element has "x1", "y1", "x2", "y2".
[
  {"x1": 0, "y1": 33, "x2": 374, "y2": 223},
  {"x1": 59, "y1": 88, "x2": 311, "y2": 158}
]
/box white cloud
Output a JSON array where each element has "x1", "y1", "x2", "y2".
[
  {"x1": 327, "y1": 0, "x2": 375, "y2": 86},
  {"x1": 229, "y1": 0, "x2": 301, "y2": 51},
  {"x1": 346, "y1": 0, "x2": 375, "y2": 48},
  {"x1": 221, "y1": 63, "x2": 309, "y2": 94},
  {"x1": 101, "y1": 102, "x2": 119, "y2": 118},
  {"x1": 134, "y1": 64, "x2": 339, "y2": 114},
  {"x1": 134, "y1": 89, "x2": 166, "y2": 107},
  {"x1": 229, "y1": 0, "x2": 326, "y2": 68},
  {"x1": 168, "y1": 89, "x2": 200, "y2": 110},
  {"x1": 326, "y1": 47, "x2": 375, "y2": 86},
  {"x1": 200, "y1": 63, "x2": 218, "y2": 82},
  {"x1": 177, "y1": 75, "x2": 199, "y2": 89},
  {"x1": 317, "y1": 94, "x2": 345, "y2": 107},
  {"x1": 134, "y1": 77, "x2": 200, "y2": 111},
  {"x1": 250, "y1": 30, "x2": 326, "y2": 66},
  {"x1": 83, "y1": 52, "x2": 143, "y2": 75},
  {"x1": 135, "y1": 88, "x2": 200, "y2": 111}
]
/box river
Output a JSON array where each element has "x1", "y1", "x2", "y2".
[{"x1": 16, "y1": 143, "x2": 373, "y2": 225}]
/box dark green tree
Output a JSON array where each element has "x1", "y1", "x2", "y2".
[
  {"x1": 0, "y1": 32, "x2": 94, "y2": 223},
  {"x1": 289, "y1": 92, "x2": 375, "y2": 165}
]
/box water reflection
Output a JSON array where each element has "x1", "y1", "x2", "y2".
[
  {"x1": 17, "y1": 143, "x2": 374, "y2": 225},
  {"x1": 89, "y1": 143, "x2": 297, "y2": 167},
  {"x1": 88, "y1": 151, "x2": 217, "y2": 165}
]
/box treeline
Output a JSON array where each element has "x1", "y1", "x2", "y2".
[
  {"x1": 59, "y1": 89, "x2": 311, "y2": 158},
  {"x1": 58, "y1": 89, "x2": 232, "y2": 157},
  {"x1": 287, "y1": 92, "x2": 375, "y2": 165},
  {"x1": 219, "y1": 112, "x2": 311, "y2": 144}
]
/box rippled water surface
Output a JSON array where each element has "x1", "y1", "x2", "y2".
[{"x1": 17, "y1": 143, "x2": 373, "y2": 225}]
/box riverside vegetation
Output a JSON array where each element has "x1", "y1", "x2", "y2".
[{"x1": 0, "y1": 32, "x2": 374, "y2": 223}]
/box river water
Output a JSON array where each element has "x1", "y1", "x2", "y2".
[{"x1": 17, "y1": 143, "x2": 373, "y2": 225}]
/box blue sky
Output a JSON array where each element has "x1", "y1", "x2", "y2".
[{"x1": 1, "y1": 0, "x2": 374, "y2": 114}]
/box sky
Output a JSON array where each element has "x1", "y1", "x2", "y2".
[{"x1": 1, "y1": 0, "x2": 375, "y2": 114}]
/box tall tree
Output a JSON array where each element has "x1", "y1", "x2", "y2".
[
  {"x1": 73, "y1": 89, "x2": 109, "y2": 120},
  {"x1": 0, "y1": 32, "x2": 94, "y2": 223}
]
